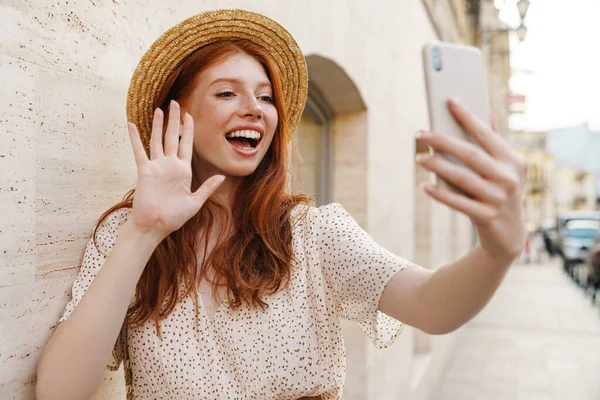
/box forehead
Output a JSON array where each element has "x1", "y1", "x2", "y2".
[{"x1": 197, "y1": 51, "x2": 271, "y2": 87}]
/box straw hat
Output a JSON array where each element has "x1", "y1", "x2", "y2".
[{"x1": 126, "y1": 9, "x2": 308, "y2": 156}]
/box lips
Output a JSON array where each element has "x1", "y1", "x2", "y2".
[
  {"x1": 227, "y1": 138, "x2": 260, "y2": 156},
  {"x1": 225, "y1": 127, "x2": 264, "y2": 155},
  {"x1": 225, "y1": 136, "x2": 261, "y2": 156}
]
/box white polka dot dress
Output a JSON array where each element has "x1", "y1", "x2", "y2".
[{"x1": 59, "y1": 203, "x2": 419, "y2": 399}]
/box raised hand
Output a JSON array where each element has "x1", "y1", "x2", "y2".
[
  {"x1": 416, "y1": 99, "x2": 527, "y2": 262},
  {"x1": 126, "y1": 100, "x2": 224, "y2": 240}
]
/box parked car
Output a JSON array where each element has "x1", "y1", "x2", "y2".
[
  {"x1": 555, "y1": 211, "x2": 600, "y2": 260},
  {"x1": 559, "y1": 219, "x2": 600, "y2": 273},
  {"x1": 541, "y1": 221, "x2": 557, "y2": 256},
  {"x1": 584, "y1": 233, "x2": 600, "y2": 303}
]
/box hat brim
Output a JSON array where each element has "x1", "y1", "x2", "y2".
[{"x1": 126, "y1": 9, "x2": 308, "y2": 156}]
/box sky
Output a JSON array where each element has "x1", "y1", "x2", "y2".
[{"x1": 498, "y1": 0, "x2": 600, "y2": 132}]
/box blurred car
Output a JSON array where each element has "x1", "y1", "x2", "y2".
[
  {"x1": 555, "y1": 211, "x2": 600, "y2": 260},
  {"x1": 584, "y1": 232, "x2": 600, "y2": 302},
  {"x1": 541, "y1": 221, "x2": 556, "y2": 256},
  {"x1": 559, "y1": 219, "x2": 599, "y2": 272}
]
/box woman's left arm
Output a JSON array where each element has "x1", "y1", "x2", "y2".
[{"x1": 379, "y1": 99, "x2": 528, "y2": 335}]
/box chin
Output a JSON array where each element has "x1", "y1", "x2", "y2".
[{"x1": 222, "y1": 163, "x2": 261, "y2": 178}]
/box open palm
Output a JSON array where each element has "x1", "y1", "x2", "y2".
[{"x1": 127, "y1": 101, "x2": 224, "y2": 239}]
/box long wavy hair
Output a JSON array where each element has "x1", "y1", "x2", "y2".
[{"x1": 94, "y1": 40, "x2": 311, "y2": 335}]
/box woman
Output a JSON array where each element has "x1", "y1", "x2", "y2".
[{"x1": 36, "y1": 9, "x2": 527, "y2": 400}]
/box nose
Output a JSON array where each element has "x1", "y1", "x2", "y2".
[{"x1": 240, "y1": 95, "x2": 263, "y2": 120}]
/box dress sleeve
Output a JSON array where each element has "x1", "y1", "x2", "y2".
[
  {"x1": 309, "y1": 203, "x2": 419, "y2": 349},
  {"x1": 58, "y1": 207, "x2": 131, "y2": 370}
]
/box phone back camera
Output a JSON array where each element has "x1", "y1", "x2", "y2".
[{"x1": 432, "y1": 48, "x2": 442, "y2": 72}]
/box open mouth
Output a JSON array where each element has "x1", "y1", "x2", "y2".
[{"x1": 225, "y1": 130, "x2": 262, "y2": 151}]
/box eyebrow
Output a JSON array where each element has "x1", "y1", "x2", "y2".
[{"x1": 208, "y1": 77, "x2": 272, "y2": 89}]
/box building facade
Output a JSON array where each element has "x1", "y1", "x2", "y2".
[
  {"x1": 511, "y1": 125, "x2": 600, "y2": 232},
  {"x1": 513, "y1": 145, "x2": 555, "y2": 230},
  {"x1": 547, "y1": 124, "x2": 600, "y2": 209},
  {"x1": 552, "y1": 166, "x2": 597, "y2": 214},
  {"x1": 0, "y1": 1, "x2": 509, "y2": 398}
]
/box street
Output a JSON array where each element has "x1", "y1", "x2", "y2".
[{"x1": 433, "y1": 257, "x2": 600, "y2": 400}]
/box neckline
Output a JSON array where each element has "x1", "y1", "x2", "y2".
[{"x1": 197, "y1": 290, "x2": 228, "y2": 322}]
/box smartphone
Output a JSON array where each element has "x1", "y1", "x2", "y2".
[{"x1": 422, "y1": 41, "x2": 491, "y2": 191}]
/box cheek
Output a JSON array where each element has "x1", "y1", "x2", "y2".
[
  {"x1": 198, "y1": 103, "x2": 220, "y2": 125},
  {"x1": 191, "y1": 103, "x2": 228, "y2": 137},
  {"x1": 265, "y1": 107, "x2": 279, "y2": 137}
]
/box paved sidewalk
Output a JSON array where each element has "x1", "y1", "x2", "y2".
[{"x1": 432, "y1": 258, "x2": 600, "y2": 400}]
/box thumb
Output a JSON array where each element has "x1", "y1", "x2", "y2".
[{"x1": 192, "y1": 175, "x2": 226, "y2": 205}]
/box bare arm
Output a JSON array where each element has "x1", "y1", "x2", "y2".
[
  {"x1": 379, "y1": 244, "x2": 514, "y2": 334},
  {"x1": 36, "y1": 102, "x2": 224, "y2": 399},
  {"x1": 380, "y1": 100, "x2": 526, "y2": 335},
  {"x1": 36, "y1": 221, "x2": 162, "y2": 400}
]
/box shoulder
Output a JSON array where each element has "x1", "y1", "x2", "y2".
[
  {"x1": 310, "y1": 203, "x2": 353, "y2": 224},
  {"x1": 291, "y1": 202, "x2": 348, "y2": 221},
  {"x1": 291, "y1": 202, "x2": 356, "y2": 235},
  {"x1": 309, "y1": 203, "x2": 348, "y2": 219}
]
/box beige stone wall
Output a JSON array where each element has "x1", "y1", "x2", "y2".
[
  {"x1": 422, "y1": 0, "x2": 472, "y2": 42},
  {"x1": 478, "y1": 1, "x2": 512, "y2": 137},
  {"x1": 0, "y1": 0, "x2": 479, "y2": 398}
]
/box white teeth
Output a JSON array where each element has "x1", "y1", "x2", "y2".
[{"x1": 226, "y1": 130, "x2": 261, "y2": 140}]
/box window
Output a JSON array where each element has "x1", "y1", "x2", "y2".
[{"x1": 293, "y1": 84, "x2": 332, "y2": 205}]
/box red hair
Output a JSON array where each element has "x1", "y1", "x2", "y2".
[{"x1": 95, "y1": 40, "x2": 311, "y2": 334}]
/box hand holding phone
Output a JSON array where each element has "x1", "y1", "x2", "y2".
[{"x1": 417, "y1": 41, "x2": 528, "y2": 261}]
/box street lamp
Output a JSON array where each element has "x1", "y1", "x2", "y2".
[
  {"x1": 513, "y1": 0, "x2": 530, "y2": 42},
  {"x1": 493, "y1": 0, "x2": 530, "y2": 18},
  {"x1": 517, "y1": 0, "x2": 530, "y2": 20},
  {"x1": 481, "y1": 0, "x2": 531, "y2": 42},
  {"x1": 516, "y1": 23, "x2": 528, "y2": 42}
]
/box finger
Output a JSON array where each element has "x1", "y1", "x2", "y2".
[
  {"x1": 164, "y1": 100, "x2": 181, "y2": 156},
  {"x1": 490, "y1": 115, "x2": 499, "y2": 134},
  {"x1": 127, "y1": 122, "x2": 149, "y2": 166},
  {"x1": 448, "y1": 99, "x2": 510, "y2": 159},
  {"x1": 417, "y1": 154, "x2": 506, "y2": 205},
  {"x1": 150, "y1": 108, "x2": 164, "y2": 160},
  {"x1": 193, "y1": 175, "x2": 226, "y2": 206},
  {"x1": 178, "y1": 112, "x2": 194, "y2": 161},
  {"x1": 417, "y1": 131, "x2": 519, "y2": 187},
  {"x1": 422, "y1": 183, "x2": 497, "y2": 223}
]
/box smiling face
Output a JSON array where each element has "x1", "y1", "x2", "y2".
[{"x1": 181, "y1": 51, "x2": 279, "y2": 184}]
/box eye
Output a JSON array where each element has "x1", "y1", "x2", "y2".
[
  {"x1": 259, "y1": 95, "x2": 274, "y2": 104},
  {"x1": 216, "y1": 91, "x2": 235, "y2": 98}
]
